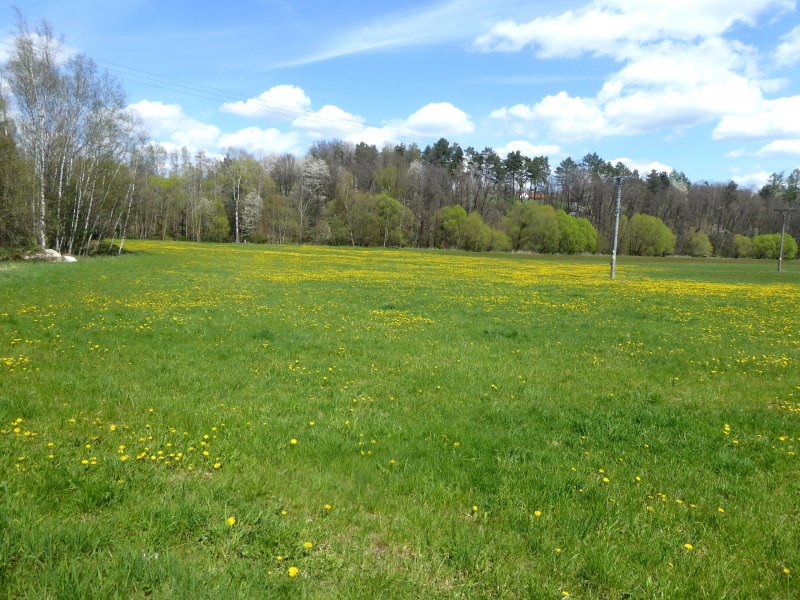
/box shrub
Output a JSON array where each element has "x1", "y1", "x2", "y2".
[
  {"x1": 682, "y1": 229, "x2": 713, "y2": 257},
  {"x1": 623, "y1": 214, "x2": 675, "y2": 256},
  {"x1": 751, "y1": 233, "x2": 798, "y2": 259}
]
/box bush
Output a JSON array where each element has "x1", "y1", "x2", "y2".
[
  {"x1": 732, "y1": 234, "x2": 753, "y2": 258},
  {"x1": 682, "y1": 229, "x2": 713, "y2": 257},
  {"x1": 623, "y1": 214, "x2": 675, "y2": 256},
  {"x1": 555, "y1": 210, "x2": 598, "y2": 254},
  {"x1": 751, "y1": 233, "x2": 798, "y2": 259}
]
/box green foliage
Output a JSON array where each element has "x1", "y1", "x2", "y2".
[
  {"x1": 751, "y1": 233, "x2": 798, "y2": 259},
  {"x1": 461, "y1": 212, "x2": 491, "y2": 251},
  {"x1": 504, "y1": 203, "x2": 597, "y2": 254},
  {"x1": 555, "y1": 210, "x2": 598, "y2": 254},
  {"x1": 208, "y1": 201, "x2": 231, "y2": 242},
  {"x1": 374, "y1": 192, "x2": 409, "y2": 247},
  {"x1": 487, "y1": 228, "x2": 512, "y2": 252},
  {"x1": 732, "y1": 234, "x2": 753, "y2": 258},
  {"x1": 681, "y1": 229, "x2": 713, "y2": 257},
  {"x1": 503, "y1": 202, "x2": 560, "y2": 253},
  {"x1": 623, "y1": 213, "x2": 676, "y2": 256},
  {"x1": 433, "y1": 205, "x2": 468, "y2": 249}
]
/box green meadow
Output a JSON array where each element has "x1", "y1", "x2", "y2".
[{"x1": 1, "y1": 241, "x2": 799, "y2": 599}]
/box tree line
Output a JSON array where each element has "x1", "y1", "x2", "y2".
[{"x1": 1, "y1": 19, "x2": 798, "y2": 259}]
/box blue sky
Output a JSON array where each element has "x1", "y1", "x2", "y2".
[{"x1": 3, "y1": 0, "x2": 800, "y2": 186}]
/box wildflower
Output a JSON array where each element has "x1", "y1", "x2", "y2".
[
  {"x1": 602, "y1": 477, "x2": 610, "y2": 484},
  {"x1": 684, "y1": 544, "x2": 694, "y2": 551},
  {"x1": 324, "y1": 504, "x2": 332, "y2": 511},
  {"x1": 227, "y1": 516, "x2": 236, "y2": 526},
  {"x1": 534, "y1": 510, "x2": 542, "y2": 518},
  {"x1": 213, "y1": 463, "x2": 221, "y2": 469},
  {"x1": 288, "y1": 566, "x2": 299, "y2": 577},
  {"x1": 784, "y1": 567, "x2": 791, "y2": 575},
  {"x1": 472, "y1": 505, "x2": 479, "y2": 513},
  {"x1": 555, "y1": 547, "x2": 562, "y2": 553},
  {"x1": 309, "y1": 421, "x2": 315, "y2": 427},
  {"x1": 290, "y1": 438, "x2": 298, "y2": 445},
  {"x1": 276, "y1": 555, "x2": 283, "y2": 562},
  {"x1": 718, "y1": 507, "x2": 725, "y2": 513},
  {"x1": 303, "y1": 541, "x2": 313, "y2": 549}
]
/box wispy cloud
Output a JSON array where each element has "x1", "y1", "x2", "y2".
[{"x1": 271, "y1": 0, "x2": 530, "y2": 68}]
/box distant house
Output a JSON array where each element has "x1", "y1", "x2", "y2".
[{"x1": 519, "y1": 192, "x2": 546, "y2": 201}]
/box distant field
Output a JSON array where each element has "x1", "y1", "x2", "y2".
[{"x1": 1, "y1": 241, "x2": 799, "y2": 599}]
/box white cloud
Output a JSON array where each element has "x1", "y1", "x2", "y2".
[
  {"x1": 128, "y1": 100, "x2": 205, "y2": 138},
  {"x1": 486, "y1": 10, "x2": 793, "y2": 142},
  {"x1": 732, "y1": 170, "x2": 772, "y2": 188},
  {"x1": 756, "y1": 139, "x2": 800, "y2": 156},
  {"x1": 491, "y1": 92, "x2": 613, "y2": 141},
  {"x1": 218, "y1": 127, "x2": 302, "y2": 155},
  {"x1": 221, "y1": 85, "x2": 312, "y2": 120},
  {"x1": 170, "y1": 124, "x2": 223, "y2": 149},
  {"x1": 339, "y1": 102, "x2": 475, "y2": 147},
  {"x1": 275, "y1": 0, "x2": 520, "y2": 67},
  {"x1": 217, "y1": 86, "x2": 473, "y2": 147},
  {"x1": 475, "y1": 0, "x2": 793, "y2": 58},
  {"x1": 482, "y1": 1, "x2": 799, "y2": 148},
  {"x1": 399, "y1": 102, "x2": 474, "y2": 137},
  {"x1": 345, "y1": 126, "x2": 398, "y2": 147},
  {"x1": 775, "y1": 25, "x2": 800, "y2": 67},
  {"x1": 128, "y1": 100, "x2": 222, "y2": 152},
  {"x1": 292, "y1": 104, "x2": 366, "y2": 138},
  {"x1": 725, "y1": 149, "x2": 747, "y2": 158},
  {"x1": 713, "y1": 96, "x2": 800, "y2": 140},
  {"x1": 495, "y1": 140, "x2": 562, "y2": 157},
  {"x1": 613, "y1": 157, "x2": 674, "y2": 175}
]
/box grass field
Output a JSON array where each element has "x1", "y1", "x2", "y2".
[{"x1": 1, "y1": 241, "x2": 799, "y2": 599}]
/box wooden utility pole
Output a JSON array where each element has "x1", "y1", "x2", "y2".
[{"x1": 775, "y1": 207, "x2": 798, "y2": 272}]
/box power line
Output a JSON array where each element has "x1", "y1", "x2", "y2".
[{"x1": 0, "y1": 39, "x2": 435, "y2": 146}]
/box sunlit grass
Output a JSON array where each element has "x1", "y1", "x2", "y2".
[{"x1": 1, "y1": 241, "x2": 798, "y2": 598}]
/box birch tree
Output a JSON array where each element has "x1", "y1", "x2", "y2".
[{"x1": 5, "y1": 18, "x2": 62, "y2": 249}]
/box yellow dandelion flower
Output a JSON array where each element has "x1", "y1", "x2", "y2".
[
  {"x1": 684, "y1": 544, "x2": 694, "y2": 551},
  {"x1": 303, "y1": 541, "x2": 313, "y2": 549},
  {"x1": 534, "y1": 510, "x2": 542, "y2": 518},
  {"x1": 288, "y1": 566, "x2": 299, "y2": 577},
  {"x1": 226, "y1": 516, "x2": 236, "y2": 526},
  {"x1": 324, "y1": 504, "x2": 332, "y2": 511},
  {"x1": 783, "y1": 567, "x2": 790, "y2": 575},
  {"x1": 290, "y1": 438, "x2": 298, "y2": 445}
]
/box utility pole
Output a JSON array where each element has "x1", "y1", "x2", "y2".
[
  {"x1": 610, "y1": 176, "x2": 623, "y2": 280},
  {"x1": 775, "y1": 207, "x2": 798, "y2": 272}
]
